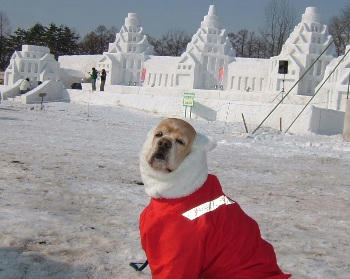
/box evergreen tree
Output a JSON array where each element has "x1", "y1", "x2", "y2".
[
  {"x1": 26, "y1": 23, "x2": 46, "y2": 46},
  {"x1": 79, "y1": 25, "x2": 117, "y2": 54},
  {"x1": 7, "y1": 23, "x2": 80, "y2": 60},
  {"x1": 44, "y1": 23, "x2": 60, "y2": 56},
  {"x1": 7, "y1": 28, "x2": 27, "y2": 55},
  {"x1": 56, "y1": 25, "x2": 80, "y2": 57},
  {"x1": 0, "y1": 11, "x2": 11, "y2": 70}
]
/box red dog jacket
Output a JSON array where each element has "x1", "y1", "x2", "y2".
[{"x1": 140, "y1": 174, "x2": 291, "y2": 279}]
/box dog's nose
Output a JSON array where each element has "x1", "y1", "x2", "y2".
[{"x1": 158, "y1": 138, "x2": 172, "y2": 149}]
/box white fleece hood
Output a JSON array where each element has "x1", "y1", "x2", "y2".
[{"x1": 140, "y1": 129, "x2": 216, "y2": 199}]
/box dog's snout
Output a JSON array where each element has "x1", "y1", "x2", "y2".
[
  {"x1": 158, "y1": 138, "x2": 172, "y2": 149},
  {"x1": 154, "y1": 153, "x2": 165, "y2": 160}
]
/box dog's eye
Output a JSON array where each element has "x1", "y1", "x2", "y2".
[
  {"x1": 176, "y1": 138, "x2": 185, "y2": 145},
  {"x1": 155, "y1": 132, "x2": 163, "y2": 137}
]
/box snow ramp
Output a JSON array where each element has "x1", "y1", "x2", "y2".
[
  {"x1": 20, "y1": 80, "x2": 69, "y2": 104},
  {"x1": 0, "y1": 79, "x2": 23, "y2": 100}
]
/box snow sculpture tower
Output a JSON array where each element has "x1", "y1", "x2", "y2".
[
  {"x1": 316, "y1": 44, "x2": 350, "y2": 111},
  {"x1": 268, "y1": 7, "x2": 335, "y2": 96},
  {"x1": 97, "y1": 13, "x2": 153, "y2": 86},
  {"x1": 4, "y1": 45, "x2": 59, "y2": 86},
  {"x1": 178, "y1": 5, "x2": 235, "y2": 89}
]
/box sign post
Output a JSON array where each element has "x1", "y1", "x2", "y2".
[
  {"x1": 39, "y1": 93, "x2": 46, "y2": 110},
  {"x1": 278, "y1": 60, "x2": 288, "y2": 103},
  {"x1": 183, "y1": 92, "x2": 195, "y2": 118}
]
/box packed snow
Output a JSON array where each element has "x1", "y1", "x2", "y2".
[{"x1": 0, "y1": 100, "x2": 349, "y2": 279}]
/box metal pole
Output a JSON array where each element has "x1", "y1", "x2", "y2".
[
  {"x1": 242, "y1": 113, "x2": 248, "y2": 133},
  {"x1": 280, "y1": 117, "x2": 282, "y2": 132},
  {"x1": 281, "y1": 74, "x2": 285, "y2": 103},
  {"x1": 87, "y1": 89, "x2": 91, "y2": 118}
]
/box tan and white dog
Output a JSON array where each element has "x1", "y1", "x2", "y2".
[
  {"x1": 145, "y1": 118, "x2": 196, "y2": 173},
  {"x1": 138, "y1": 118, "x2": 290, "y2": 279},
  {"x1": 140, "y1": 118, "x2": 215, "y2": 199}
]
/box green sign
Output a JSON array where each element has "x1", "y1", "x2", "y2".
[{"x1": 183, "y1": 92, "x2": 195, "y2": 107}]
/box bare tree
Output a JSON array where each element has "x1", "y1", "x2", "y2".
[
  {"x1": 0, "y1": 11, "x2": 11, "y2": 70},
  {"x1": 246, "y1": 31, "x2": 258, "y2": 57},
  {"x1": 329, "y1": 5, "x2": 350, "y2": 56},
  {"x1": 164, "y1": 30, "x2": 191, "y2": 56},
  {"x1": 228, "y1": 30, "x2": 268, "y2": 58},
  {"x1": 228, "y1": 30, "x2": 248, "y2": 57},
  {"x1": 255, "y1": 37, "x2": 269, "y2": 58},
  {"x1": 261, "y1": 0, "x2": 296, "y2": 57},
  {"x1": 149, "y1": 30, "x2": 191, "y2": 56},
  {"x1": 237, "y1": 29, "x2": 248, "y2": 57}
]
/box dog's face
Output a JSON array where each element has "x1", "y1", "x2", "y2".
[{"x1": 146, "y1": 118, "x2": 196, "y2": 173}]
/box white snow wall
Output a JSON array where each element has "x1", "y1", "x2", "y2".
[
  {"x1": 67, "y1": 87, "x2": 344, "y2": 135},
  {"x1": 343, "y1": 99, "x2": 350, "y2": 141}
]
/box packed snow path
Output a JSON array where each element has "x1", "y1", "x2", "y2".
[{"x1": 0, "y1": 102, "x2": 349, "y2": 279}]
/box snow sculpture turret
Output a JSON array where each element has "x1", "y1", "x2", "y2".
[
  {"x1": 269, "y1": 7, "x2": 336, "y2": 96},
  {"x1": 177, "y1": 5, "x2": 235, "y2": 89},
  {"x1": 4, "y1": 45, "x2": 59, "y2": 86},
  {"x1": 107, "y1": 13, "x2": 153, "y2": 55},
  {"x1": 97, "y1": 12, "x2": 153, "y2": 86},
  {"x1": 315, "y1": 44, "x2": 350, "y2": 111}
]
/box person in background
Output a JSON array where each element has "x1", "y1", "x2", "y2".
[
  {"x1": 90, "y1": 68, "x2": 98, "y2": 91},
  {"x1": 20, "y1": 78, "x2": 31, "y2": 95},
  {"x1": 100, "y1": 69, "x2": 107, "y2": 91}
]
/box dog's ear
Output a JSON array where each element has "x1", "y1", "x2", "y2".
[{"x1": 192, "y1": 133, "x2": 217, "y2": 152}]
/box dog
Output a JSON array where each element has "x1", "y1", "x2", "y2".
[
  {"x1": 139, "y1": 118, "x2": 291, "y2": 279},
  {"x1": 146, "y1": 118, "x2": 196, "y2": 173}
]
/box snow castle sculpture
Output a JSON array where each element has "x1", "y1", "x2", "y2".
[
  {"x1": 4, "y1": 45, "x2": 59, "y2": 86},
  {"x1": 97, "y1": 13, "x2": 153, "y2": 86},
  {"x1": 268, "y1": 7, "x2": 335, "y2": 96},
  {"x1": 142, "y1": 5, "x2": 235, "y2": 90},
  {"x1": 180, "y1": 5, "x2": 235, "y2": 89}
]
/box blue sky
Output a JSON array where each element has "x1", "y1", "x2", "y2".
[{"x1": 0, "y1": 0, "x2": 349, "y2": 38}]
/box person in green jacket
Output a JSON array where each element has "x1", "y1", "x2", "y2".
[{"x1": 90, "y1": 68, "x2": 98, "y2": 91}]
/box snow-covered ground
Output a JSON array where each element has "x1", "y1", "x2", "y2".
[{"x1": 0, "y1": 101, "x2": 349, "y2": 279}]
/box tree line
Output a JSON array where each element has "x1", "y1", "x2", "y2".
[
  {"x1": 0, "y1": 14, "x2": 118, "y2": 70},
  {"x1": 0, "y1": 0, "x2": 349, "y2": 71}
]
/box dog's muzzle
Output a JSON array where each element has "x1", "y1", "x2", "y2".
[
  {"x1": 152, "y1": 138, "x2": 172, "y2": 161},
  {"x1": 158, "y1": 138, "x2": 172, "y2": 150}
]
